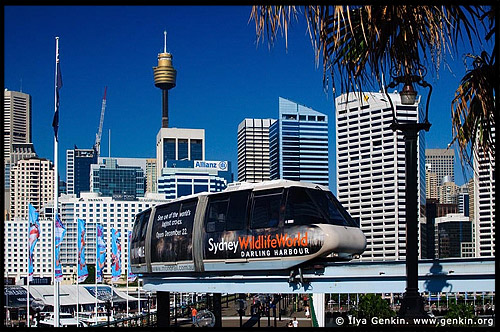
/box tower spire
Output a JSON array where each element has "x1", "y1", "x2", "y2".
[{"x1": 164, "y1": 30, "x2": 167, "y2": 53}]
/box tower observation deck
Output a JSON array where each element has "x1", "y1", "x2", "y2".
[{"x1": 153, "y1": 31, "x2": 177, "y2": 128}]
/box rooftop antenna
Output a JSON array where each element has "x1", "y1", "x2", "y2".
[
  {"x1": 108, "y1": 129, "x2": 111, "y2": 158},
  {"x1": 164, "y1": 30, "x2": 167, "y2": 53}
]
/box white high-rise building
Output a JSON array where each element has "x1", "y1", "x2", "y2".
[
  {"x1": 4, "y1": 216, "x2": 54, "y2": 284},
  {"x1": 473, "y1": 126, "x2": 495, "y2": 257},
  {"x1": 237, "y1": 118, "x2": 276, "y2": 182},
  {"x1": 335, "y1": 91, "x2": 426, "y2": 261},
  {"x1": 3, "y1": 193, "x2": 168, "y2": 284},
  {"x1": 10, "y1": 157, "x2": 54, "y2": 220}
]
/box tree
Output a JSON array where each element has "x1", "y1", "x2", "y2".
[
  {"x1": 250, "y1": 5, "x2": 496, "y2": 170},
  {"x1": 349, "y1": 293, "x2": 395, "y2": 325},
  {"x1": 444, "y1": 303, "x2": 477, "y2": 326},
  {"x1": 83, "y1": 264, "x2": 95, "y2": 284}
]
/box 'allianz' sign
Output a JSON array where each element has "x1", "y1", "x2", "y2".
[{"x1": 194, "y1": 160, "x2": 228, "y2": 171}]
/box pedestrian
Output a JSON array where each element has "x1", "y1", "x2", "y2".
[
  {"x1": 191, "y1": 306, "x2": 198, "y2": 325},
  {"x1": 287, "y1": 320, "x2": 293, "y2": 327},
  {"x1": 292, "y1": 316, "x2": 298, "y2": 327},
  {"x1": 305, "y1": 306, "x2": 310, "y2": 319}
]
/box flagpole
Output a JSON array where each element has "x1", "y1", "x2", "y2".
[
  {"x1": 76, "y1": 223, "x2": 79, "y2": 323},
  {"x1": 95, "y1": 225, "x2": 98, "y2": 325},
  {"x1": 27, "y1": 219, "x2": 30, "y2": 328},
  {"x1": 127, "y1": 272, "x2": 129, "y2": 319},
  {"x1": 53, "y1": 36, "x2": 60, "y2": 328}
]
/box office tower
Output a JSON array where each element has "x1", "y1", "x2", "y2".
[
  {"x1": 156, "y1": 127, "x2": 205, "y2": 180},
  {"x1": 473, "y1": 127, "x2": 495, "y2": 257},
  {"x1": 66, "y1": 148, "x2": 97, "y2": 196},
  {"x1": 153, "y1": 31, "x2": 176, "y2": 128},
  {"x1": 335, "y1": 91, "x2": 425, "y2": 261},
  {"x1": 90, "y1": 158, "x2": 145, "y2": 199},
  {"x1": 3, "y1": 89, "x2": 32, "y2": 163},
  {"x1": 157, "y1": 160, "x2": 232, "y2": 199},
  {"x1": 10, "y1": 157, "x2": 54, "y2": 219},
  {"x1": 425, "y1": 148, "x2": 455, "y2": 184},
  {"x1": 434, "y1": 213, "x2": 473, "y2": 258},
  {"x1": 468, "y1": 178, "x2": 474, "y2": 222},
  {"x1": 438, "y1": 180, "x2": 459, "y2": 204},
  {"x1": 425, "y1": 169, "x2": 438, "y2": 199},
  {"x1": 146, "y1": 158, "x2": 157, "y2": 193},
  {"x1": 4, "y1": 143, "x2": 37, "y2": 220},
  {"x1": 456, "y1": 191, "x2": 470, "y2": 217},
  {"x1": 270, "y1": 97, "x2": 329, "y2": 186},
  {"x1": 237, "y1": 118, "x2": 276, "y2": 182},
  {"x1": 4, "y1": 89, "x2": 32, "y2": 218}
]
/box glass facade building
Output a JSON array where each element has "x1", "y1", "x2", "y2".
[
  {"x1": 157, "y1": 160, "x2": 233, "y2": 199},
  {"x1": 90, "y1": 158, "x2": 145, "y2": 199},
  {"x1": 66, "y1": 148, "x2": 98, "y2": 197},
  {"x1": 270, "y1": 97, "x2": 329, "y2": 186}
]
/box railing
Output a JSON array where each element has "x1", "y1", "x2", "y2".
[{"x1": 93, "y1": 312, "x2": 157, "y2": 327}]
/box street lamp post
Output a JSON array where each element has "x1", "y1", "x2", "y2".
[
  {"x1": 385, "y1": 70, "x2": 432, "y2": 321},
  {"x1": 105, "y1": 299, "x2": 111, "y2": 326},
  {"x1": 147, "y1": 292, "x2": 151, "y2": 326}
]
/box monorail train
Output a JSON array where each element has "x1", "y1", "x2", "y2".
[{"x1": 130, "y1": 180, "x2": 366, "y2": 275}]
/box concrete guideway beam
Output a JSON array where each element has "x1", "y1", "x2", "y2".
[{"x1": 142, "y1": 258, "x2": 495, "y2": 294}]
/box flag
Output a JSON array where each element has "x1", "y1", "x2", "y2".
[
  {"x1": 96, "y1": 224, "x2": 106, "y2": 283},
  {"x1": 28, "y1": 204, "x2": 41, "y2": 282},
  {"x1": 111, "y1": 228, "x2": 122, "y2": 282},
  {"x1": 77, "y1": 219, "x2": 88, "y2": 283},
  {"x1": 54, "y1": 213, "x2": 66, "y2": 282},
  {"x1": 52, "y1": 57, "x2": 63, "y2": 141},
  {"x1": 127, "y1": 230, "x2": 137, "y2": 282}
]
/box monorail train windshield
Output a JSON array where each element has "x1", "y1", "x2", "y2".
[
  {"x1": 130, "y1": 208, "x2": 151, "y2": 265},
  {"x1": 284, "y1": 187, "x2": 358, "y2": 227}
]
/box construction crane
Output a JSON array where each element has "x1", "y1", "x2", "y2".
[{"x1": 94, "y1": 86, "x2": 107, "y2": 159}]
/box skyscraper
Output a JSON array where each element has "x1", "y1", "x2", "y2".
[
  {"x1": 66, "y1": 148, "x2": 98, "y2": 197},
  {"x1": 90, "y1": 158, "x2": 145, "y2": 199},
  {"x1": 10, "y1": 157, "x2": 54, "y2": 219},
  {"x1": 473, "y1": 127, "x2": 495, "y2": 257},
  {"x1": 4, "y1": 143, "x2": 37, "y2": 220},
  {"x1": 425, "y1": 148, "x2": 455, "y2": 184},
  {"x1": 270, "y1": 97, "x2": 329, "y2": 186},
  {"x1": 146, "y1": 158, "x2": 157, "y2": 193},
  {"x1": 237, "y1": 118, "x2": 276, "y2": 182},
  {"x1": 3, "y1": 89, "x2": 32, "y2": 163},
  {"x1": 335, "y1": 91, "x2": 425, "y2": 261}
]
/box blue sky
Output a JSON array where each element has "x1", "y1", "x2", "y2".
[{"x1": 5, "y1": 6, "x2": 486, "y2": 190}]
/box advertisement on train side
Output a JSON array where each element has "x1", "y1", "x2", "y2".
[
  {"x1": 149, "y1": 199, "x2": 197, "y2": 272},
  {"x1": 204, "y1": 225, "x2": 324, "y2": 260}
]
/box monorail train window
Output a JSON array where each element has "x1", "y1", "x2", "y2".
[
  {"x1": 225, "y1": 190, "x2": 249, "y2": 231},
  {"x1": 250, "y1": 189, "x2": 284, "y2": 229},
  {"x1": 284, "y1": 187, "x2": 325, "y2": 225},
  {"x1": 307, "y1": 189, "x2": 358, "y2": 227},
  {"x1": 206, "y1": 190, "x2": 250, "y2": 232},
  {"x1": 206, "y1": 196, "x2": 229, "y2": 233}
]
